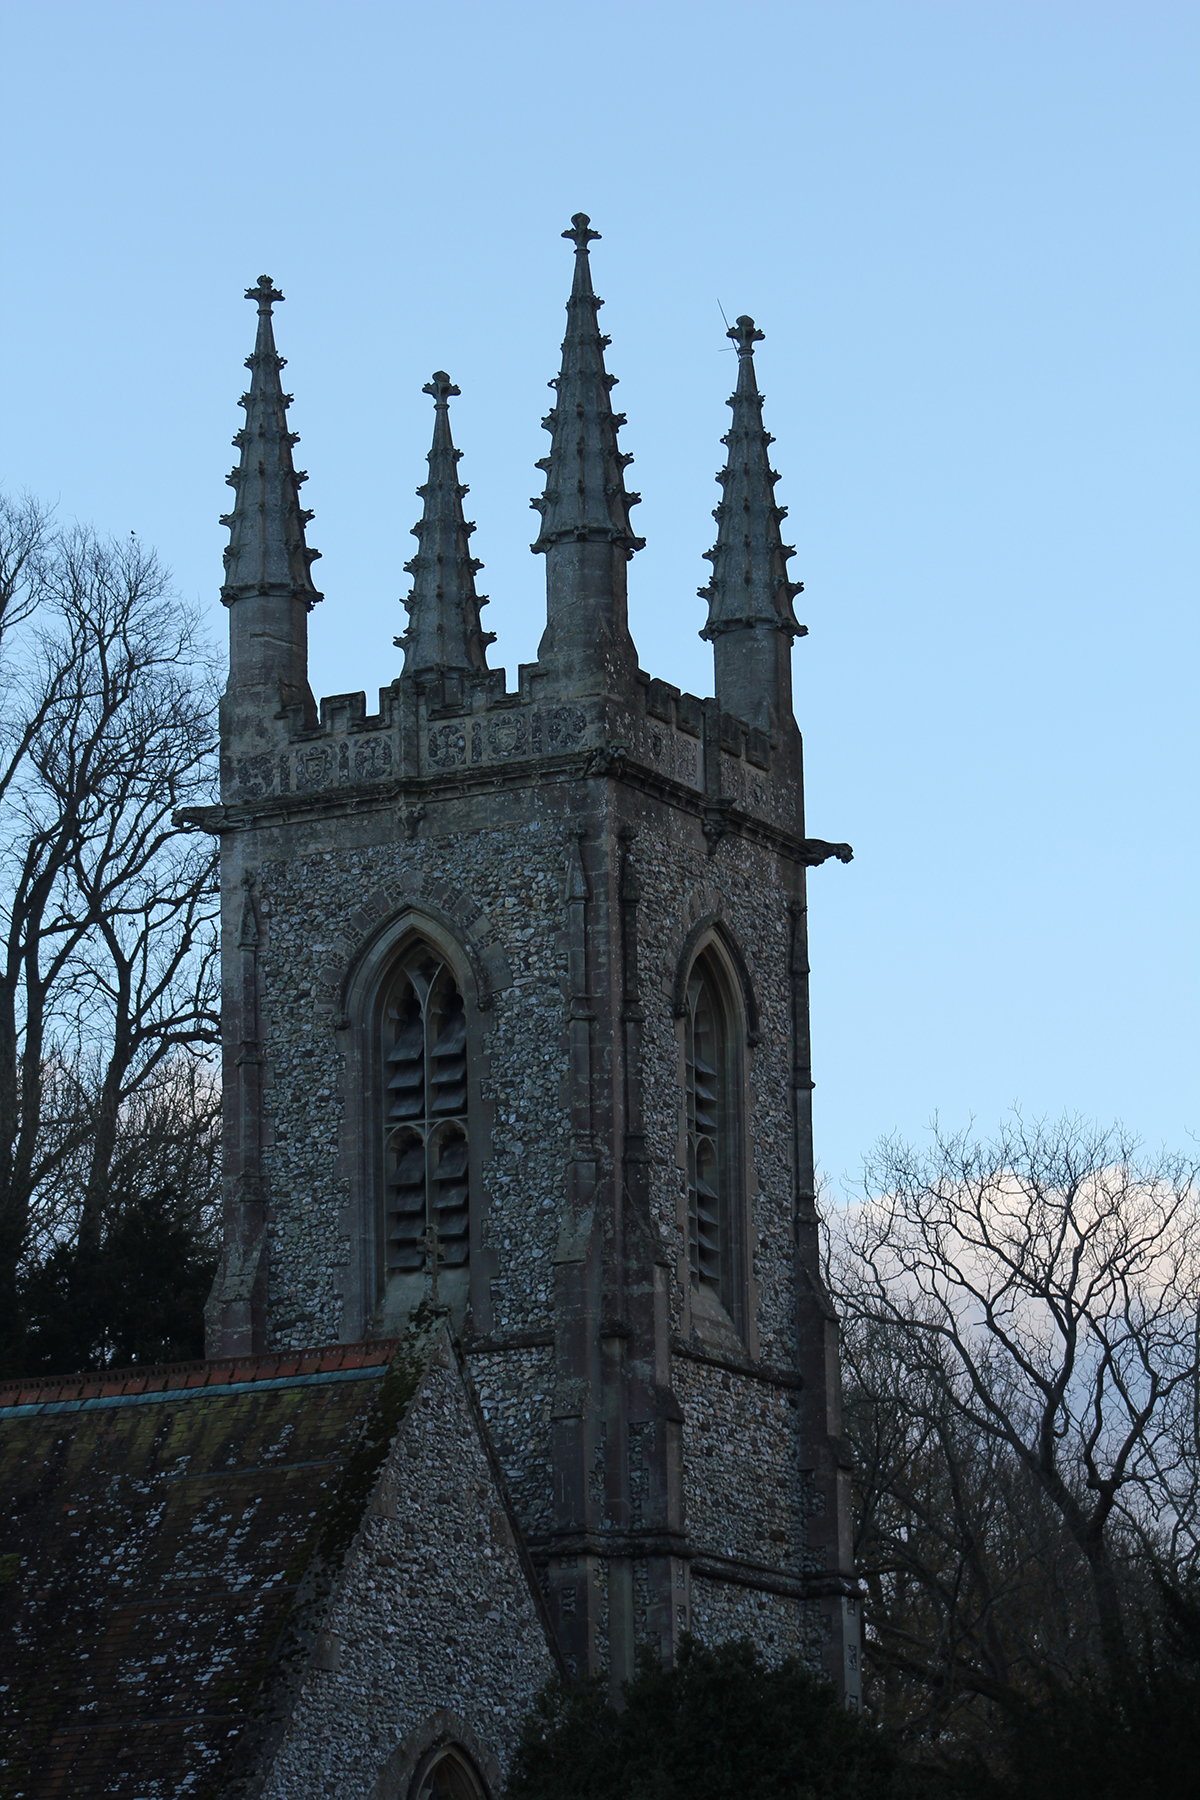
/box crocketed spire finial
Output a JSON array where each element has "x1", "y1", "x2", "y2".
[
  {"x1": 531, "y1": 214, "x2": 644, "y2": 558},
  {"x1": 563, "y1": 212, "x2": 601, "y2": 252},
  {"x1": 398, "y1": 372, "x2": 494, "y2": 676},
  {"x1": 220, "y1": 275, "x2": 322, "y2": 609},
  {"x1": 245, "y1": 274, "x2": 285, "y2": 312},
  {"x1": 728, "y1": 313, "x2": 764, "y2": 356},
  {"x1": 699, "y1": 315, "x2": 805, "y2": 644}
]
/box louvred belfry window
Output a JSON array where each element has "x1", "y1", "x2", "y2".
[
  {"x1": 684, "y1": 951, "x2": 742, "y2": 1324},
  {"x1": 380, "y1": 951, "x2": 470, "y2": 1279}
]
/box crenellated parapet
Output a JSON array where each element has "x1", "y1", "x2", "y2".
[{"x1": 210, "y1": 660, "x2": 837, "y2": 858}]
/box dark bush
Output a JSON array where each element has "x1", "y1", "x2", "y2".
[
  {"x1": 506, "y1": 1635, "x2": 974, "y2": 1800},
  {"x1": 19, "y1": 1188, "x2": 216, "y2": 1375},
  {"x1": 1003, "y1": 1570, "x2": 1200, "y2": 1800}
]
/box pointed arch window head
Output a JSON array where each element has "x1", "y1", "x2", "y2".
[
  {"x1": 409, "y1": 1745, "x2": 487, "y2": 1800},
  {"x1": 381, "y1": 949, "x2": 470, "y2": 1285},
  {"x1": 684, "y1": 948, "x2": 745, "y2": 1333}
]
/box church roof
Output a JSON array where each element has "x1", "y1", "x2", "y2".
[{"x1": 0, "y1": 1341, "x2": 395, "y2": 1797}]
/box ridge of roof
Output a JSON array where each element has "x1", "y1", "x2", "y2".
[{"x1": 0, "y1": 1339, "x2": 397, "y2": 1412}]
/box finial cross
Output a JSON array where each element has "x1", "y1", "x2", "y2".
[
  {"x1": 728, "y1": 314, "x2": 765, "y2": 355},
  {"x1": 563, "y1": 213, "x2": 600, "y2": 251},
  {"x1": 422, "y1": 371, "x2": 461, "y2": 406},
  {"x1": 245, "y1": 274, "x2": 285, "y2": 312},
  {"x1": 422, "y1": 1214, "x2": 447, "y2": 1307}
]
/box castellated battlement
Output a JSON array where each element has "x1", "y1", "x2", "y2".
[{"x1": 222, "y1": 660, "x2": 797, "y2": 842}]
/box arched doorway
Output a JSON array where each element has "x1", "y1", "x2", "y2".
[{"x1": 408, "y1": 1743, "x2": 488, "y2": 1800}]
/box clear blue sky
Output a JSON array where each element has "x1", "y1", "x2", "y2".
[{"x1": 2, "y1": 1, "x2": 1195, "y2": 1189}]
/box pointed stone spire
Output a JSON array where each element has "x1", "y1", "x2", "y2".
[
  {"x1": 699, "y1": 316, "x2": 806, "y2": 736},
  {"x1": 219, "y1": 277, "x2": 320, "y2": 720},
  {"x1": 531, "y1": 215, "x2": 643, "y2": 686},
  {"x1": 397, "y1": 373, "x2": 494, "y2": 677},
  {"x1": 531, "y1": 215, "x2": 643, "y2": 557},
  {"x1": 220, "y1": 276, "x2": 322, "y2": 610}
]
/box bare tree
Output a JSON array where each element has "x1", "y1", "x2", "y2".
[
  {"x1": 826, "y1": 1114, "x2": 1200, "y2": 1739},
  {"x1": 0, "y1": 495, "x2": 220, "y2": 1371}
]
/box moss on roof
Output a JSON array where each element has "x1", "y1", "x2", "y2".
[{"x1": 0, "y1": 1342, "x2": 399, "y2": 1799}]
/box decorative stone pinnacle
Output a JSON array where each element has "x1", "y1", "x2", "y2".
[
  {"x1": 245, "y1": 275, "x2": 284, "y2": 312},
  {"x1": 399, "y1": 372, "x2": 493, "y2": 676},
  {"x1": 531, "y1": 214, "x2": 643, "y2": 559},
  {"x1": 563, "y1": 213, "x2": 601, "y2": 251},
  {"x1": 221, "y1": 274, "x2": 321, "y2": 611},
  {"x1": 698, "y1": 310, "x2": 805, "y2": 644}
]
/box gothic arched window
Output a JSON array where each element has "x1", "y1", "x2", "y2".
[
  {"x1": 409, "y1": 1745, "x2": 487, "y2": 1800},
  {"x1": 379, "y1": 945, "x2": 471, "y2": 1294},
  {"x1": 683, "y1": 947, "x2": 745, "y2": 1333}
]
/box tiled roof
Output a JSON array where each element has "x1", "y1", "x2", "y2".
[
  {"x1": 0, "y1": 1342, "x2": 396, "y2": 1798},
  {"x1": 0, "y1": 1342, "x2": 393, "y2": 1414}
]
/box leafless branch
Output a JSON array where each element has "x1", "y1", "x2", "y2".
[
  {"x1": 0, "y1": 500, "x2": 219, "y2": 1361},
  {"x1": 826, "y1": 1112, "x2": 1200, "y2": 1744}
]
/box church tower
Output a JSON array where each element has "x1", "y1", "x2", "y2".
[{"x1": 205, "y1": 223, "x2": 861, "y2": 1704}]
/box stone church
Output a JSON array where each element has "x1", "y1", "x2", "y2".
[{"x1": 0, "y1": 217, "x2": 859, "y2": 1798}]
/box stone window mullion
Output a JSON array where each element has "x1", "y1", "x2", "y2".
[{"x1": 381, "y1": 949, "x2": 470, "y2": 1284}]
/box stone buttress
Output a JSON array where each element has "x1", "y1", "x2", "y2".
[{"x1": 194, "y1": 219, "x2": 862, "y2": 1717}]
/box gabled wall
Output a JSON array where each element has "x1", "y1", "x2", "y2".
[{"x1": 257, "y1": 1325, "x2": 559, "y2": 1799}]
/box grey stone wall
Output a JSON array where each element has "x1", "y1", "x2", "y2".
[
  {"x1": 222, "y1": 670, "x2": 795, "y2": 824},
  {"x1": 247, "y1": 811, "x2": 572, "y2": 1350},
  {"x1": 671, "y1": 1357, "x2": 807, "y2": 1570},
  {"x1": 689, "y1": 1577, "x2": 824, "y2": 1664},
  {"x1": 262, "y1": 1334, "x2": 557, "y2": 1799},
  {"x1": 471, "y1": 1346, "x2": 555, "y2": 1545},
  {"x1": 629, "y1": 812, "x2": 801, "y2": 1362}
]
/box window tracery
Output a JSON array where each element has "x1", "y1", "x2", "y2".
[{"x1": 380, "y1": 947, "x2": 470, "y2": 1281}]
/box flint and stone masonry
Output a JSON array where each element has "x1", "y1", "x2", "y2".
[{"x1": 196, "y1": 217, "x2": 861, "y2": 1748}]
